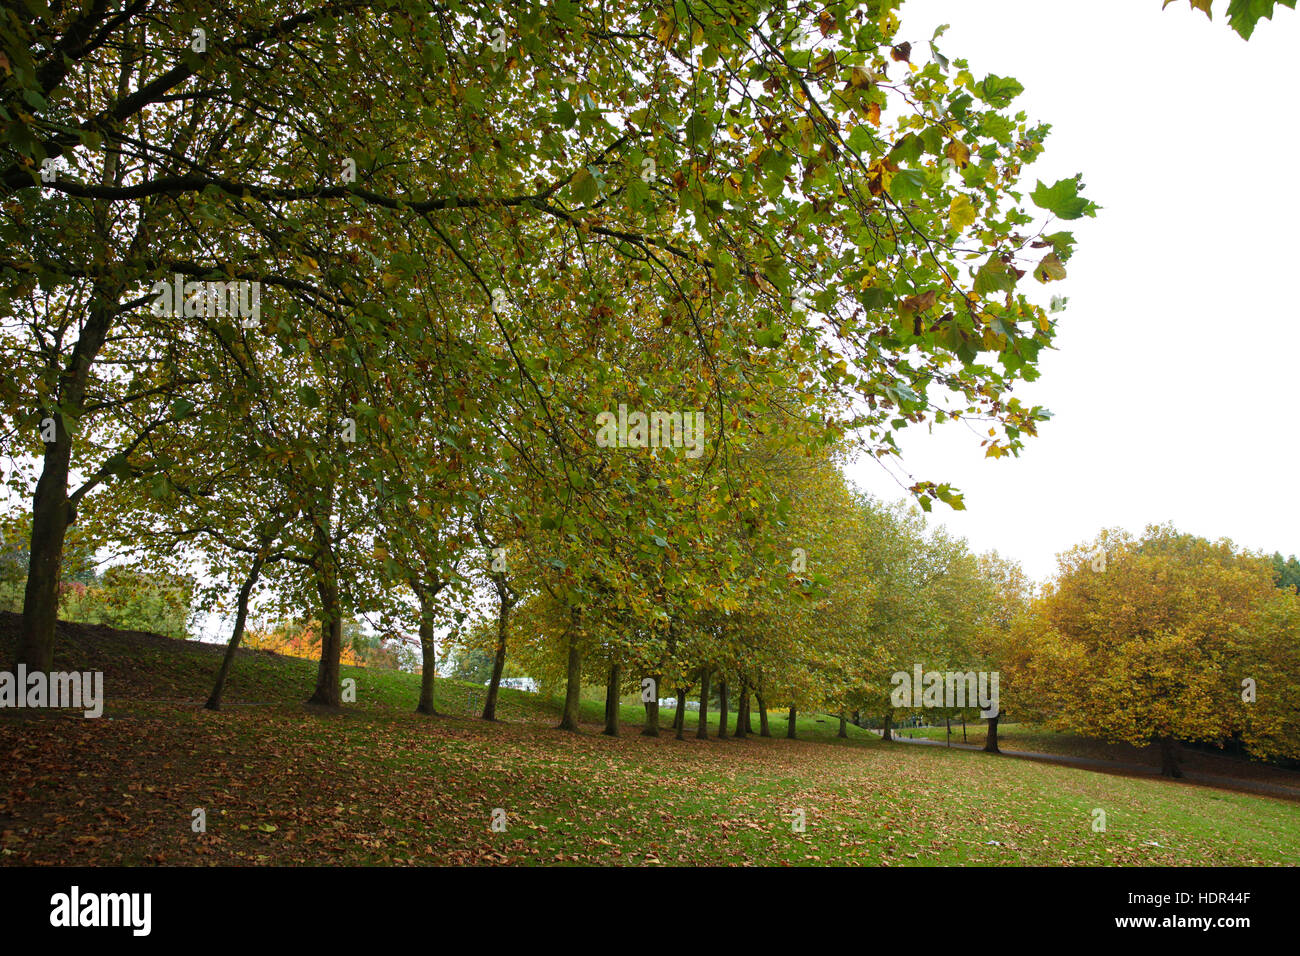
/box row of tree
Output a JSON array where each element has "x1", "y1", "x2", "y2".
[
  {"x1": 1, "y1": 0, "x2": 1082, "y2": 704},
  {"x1": 4, "y1": 1, "x2": 1294, "y2": 777}
]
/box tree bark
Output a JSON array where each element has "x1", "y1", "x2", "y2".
[
  {"x1": 307, "y1": 548, "x2": 343, "y2": 708},
  {"x1": 308, "y1": 587, "x2": 343, "y2": 707},
  {"x1": 414, "y1": 585, "x2": 441, "y2": 715},
  {"x1": 786, "y1": 704, "x2": 797, "y2": 739},
  {"x1": 603, "y1": 662, "x2": 621, "y2": 736},
  {"x1": 717, "y1": 678, "x2": 729, "y2": 738},
  {"x1": 307, "y1": 491, "x2": 342, "y2": 708},
  {"x1": 882, "y1": 712, "x2": 893, "y2": 741},
  {"x1": 1159, "y1": 735, "x2": 1184, "y2": 778},
  {"x1": 205, "y1": 556, "x2": 264, "y2": 710},
  {"x1": 696, "y1": 668, "x2": 711, "y2": 739},
  {"x1": 482, "y1": 588, "x2": 512, "y2": 721},
  {"x1": 471, "y1": 510, "x2": 513, "y2": 722},
  {"x1": 735, "y1": 683, "x2": 749, "y2": 739},
  {"x1": 674, "y1": 687, "x2": 687, "y2": 739},
  {"x1": 18, "y1": 440, "x2": 72, "y2": 673},
  {"x1": 756, "y1": 690, "x2": 770, "y2": 737},
  {"x1": 642, "y1": 674, "x2": 661, "y2": 737},
  {"x1": 838, "y1": 710, "x2": 848, "y2": 738},
  {"x1": 983, "y1": 714, "x2": 1000, "y2": 753},
  {"x1": 415, "y1": 617, "x2": 438, "y2": 715},
  {"x1": 557, "y1": 625, "x2": 582, "y2": 732},
  {"x1": 17, "y1": 293, "x2": 114, "y2": 673}
]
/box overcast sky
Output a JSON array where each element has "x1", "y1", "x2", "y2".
[{"x1": 847, "y1": 0, "x2": 1299, "y2": 581}]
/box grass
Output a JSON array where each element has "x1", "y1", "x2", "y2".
[{"x1": 1, "y1": 613, "x2": 1297, "y2": 866}]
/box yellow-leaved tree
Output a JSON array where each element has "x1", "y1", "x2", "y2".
[{"x1": 1025, "y1": 524, "x2": 1289, "y2": 776}]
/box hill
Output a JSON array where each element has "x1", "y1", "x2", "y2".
[{"x1": 1, "y1": 614, "x2": 1297, "y2": 866}]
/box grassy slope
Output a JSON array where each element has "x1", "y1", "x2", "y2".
[{"x1": 1, "y1": 612, "x2": 1296, "y2": 866}]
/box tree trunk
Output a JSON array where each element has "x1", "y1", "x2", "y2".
[
  {"x1": 307, "y1": 562, "x2": 343, "y2": 708},
  {"x1": 674, "y1": 688, "x2": 687, "y2": 739},
  {"x1": 557, "y1": 627, "x2": 582, "y2": 732},
  {"x1": 205, "y1": 557, "x2": 263, "y2": 710},
  {"x1": 17, "y1": 441, "x2": 72, "y2": 672},
  {"x1": 696, "y1": 668, "x2": 711, "y2": 739},
  {"x1": 882, "y1": 712, "x2": 893, "y2": 741},
  {"x1": 786, "y1": 704, "x2": 797, "y2": 739},
  {"x1": 983, "y1": 714, "x2": 1000, "y2": 753},
  {"x1": 1159, "y1": 735, "x2": 1184, "y2": 778},
  {"x1": 962, "y1": 716, "x2": 967, "y2": 743},
  {"x1": 838, "y1": 710, "x2": 848, "y2": 738},
  {"x1": 852, "y1": 709, "x2": 861, "y2": 727},
  {"x1": 735, "y1": 683, "x2": 749, "y2": 739},
  {"x1": 603, "y1": 662, "x2": 621, "y2": 736},
  {"x1": 717, "y1": 679, "x2": 729, "y2": 738},
  {"x1": 415, "y1": 616, "x2": 438, "y2": 715},
  {"x1": 482, "y1": 591, "x2": 512, "y2": 721},
  {"x1": 16, "y1": 296, "x2": 113, "y2": 673},
  {"x1": 307, "y1": 493, "x2": 342, "y2": 708},
  {"x1": 756, "y1": 690, "x2": 770, "y2": 737},
  {"x1": 414, "y1": 586, "x2": 440, "y2": 715},
  {"x1": 642, "y1": 674, "x2": 660, "y2": 737}
]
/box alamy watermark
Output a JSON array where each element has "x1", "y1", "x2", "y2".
[
  {"x1": 0, "y1": 665, "x2": 103, "y2": 718},
  {"x1": 151, "y1": 274, "x2": 261, "y2": 327},
  {"x1": 595, "y1": 404, "x2": 705, "y2": 458},
  {"x1": 50, "y1": 886, "x2": 150, "y2": 936},
  {"x1": 890, "y1": 665, "x2": 999, "y2": 718}
]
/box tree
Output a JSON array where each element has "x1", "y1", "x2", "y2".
[
  {"x1": 970, "y1": 551, "x2": 1033, "y2": 753},
  {"x1": 1026, "y1": 525, "x2": 1289, "y2": 776},
  {"x1": 4, "y1": 0, "x2": 1087, "y2": 676},
  {"x1": 1271, "y1": 553, "x2": 1300, "y2": 594}
]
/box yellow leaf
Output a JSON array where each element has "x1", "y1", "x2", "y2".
[
  {"x1": 948, "y1": 194, "x2": 977, "y2": 230},
  {"x1": 945, "y1": 140, "x2": 971, "y2": 169},
  {"x1": 656, "y1": 11, "x2": 676, "y2": 47},
  {"x1": 1034, "y1": 253, "x2": 1067, "y2": 283}
]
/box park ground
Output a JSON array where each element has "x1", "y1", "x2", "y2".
[{"x1": 1, "y1": 612, "x2": 1297, "y2": 866}]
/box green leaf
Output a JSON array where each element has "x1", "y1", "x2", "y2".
[
  {"x1": 974, "y1": 257, "x2": 1017, "y2": 296},
  {"x1": 685, "y1": 113, "x2": 715, "y2": 143},
  {"x1": 888, "y1": 133, "x2": 923, "y2": 167},
  {"x1": 889, "y1": 169, "x2": 928, "y2": 202},
  {"x1": 859, "y1": 286, "x2": 889, "y2": 311},
  {"x1": 1031, "y1": 177, "x2": 1095, "y2": 220},
  {"x1": 555, "y1": 99, "x2": 577, "y2": 128},
  {"x1": 1226, "y1": 0, "x2": 1296, "y2": 39},
  {"x1": 976, "y1": 74, "x2": 1024, "y2": 107},
  {"x1": 571, "y1": 167, "x2": 599, "y2": 204}
]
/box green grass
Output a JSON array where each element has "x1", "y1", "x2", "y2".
[
  {"x1": 1, "y1": 614, "x2": 1297, "y2": 866},
  {"x1": 903, "y1": 723, "x2": 1010, "y2": 744}
]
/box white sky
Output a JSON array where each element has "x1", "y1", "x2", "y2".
[{"x1": 847, "y1": 0, "x2": 1300, "y2": 581}]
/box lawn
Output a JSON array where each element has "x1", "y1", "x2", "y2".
[{"x1": 2, "y1": 614, "x2": 1297, "y2": 866}]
